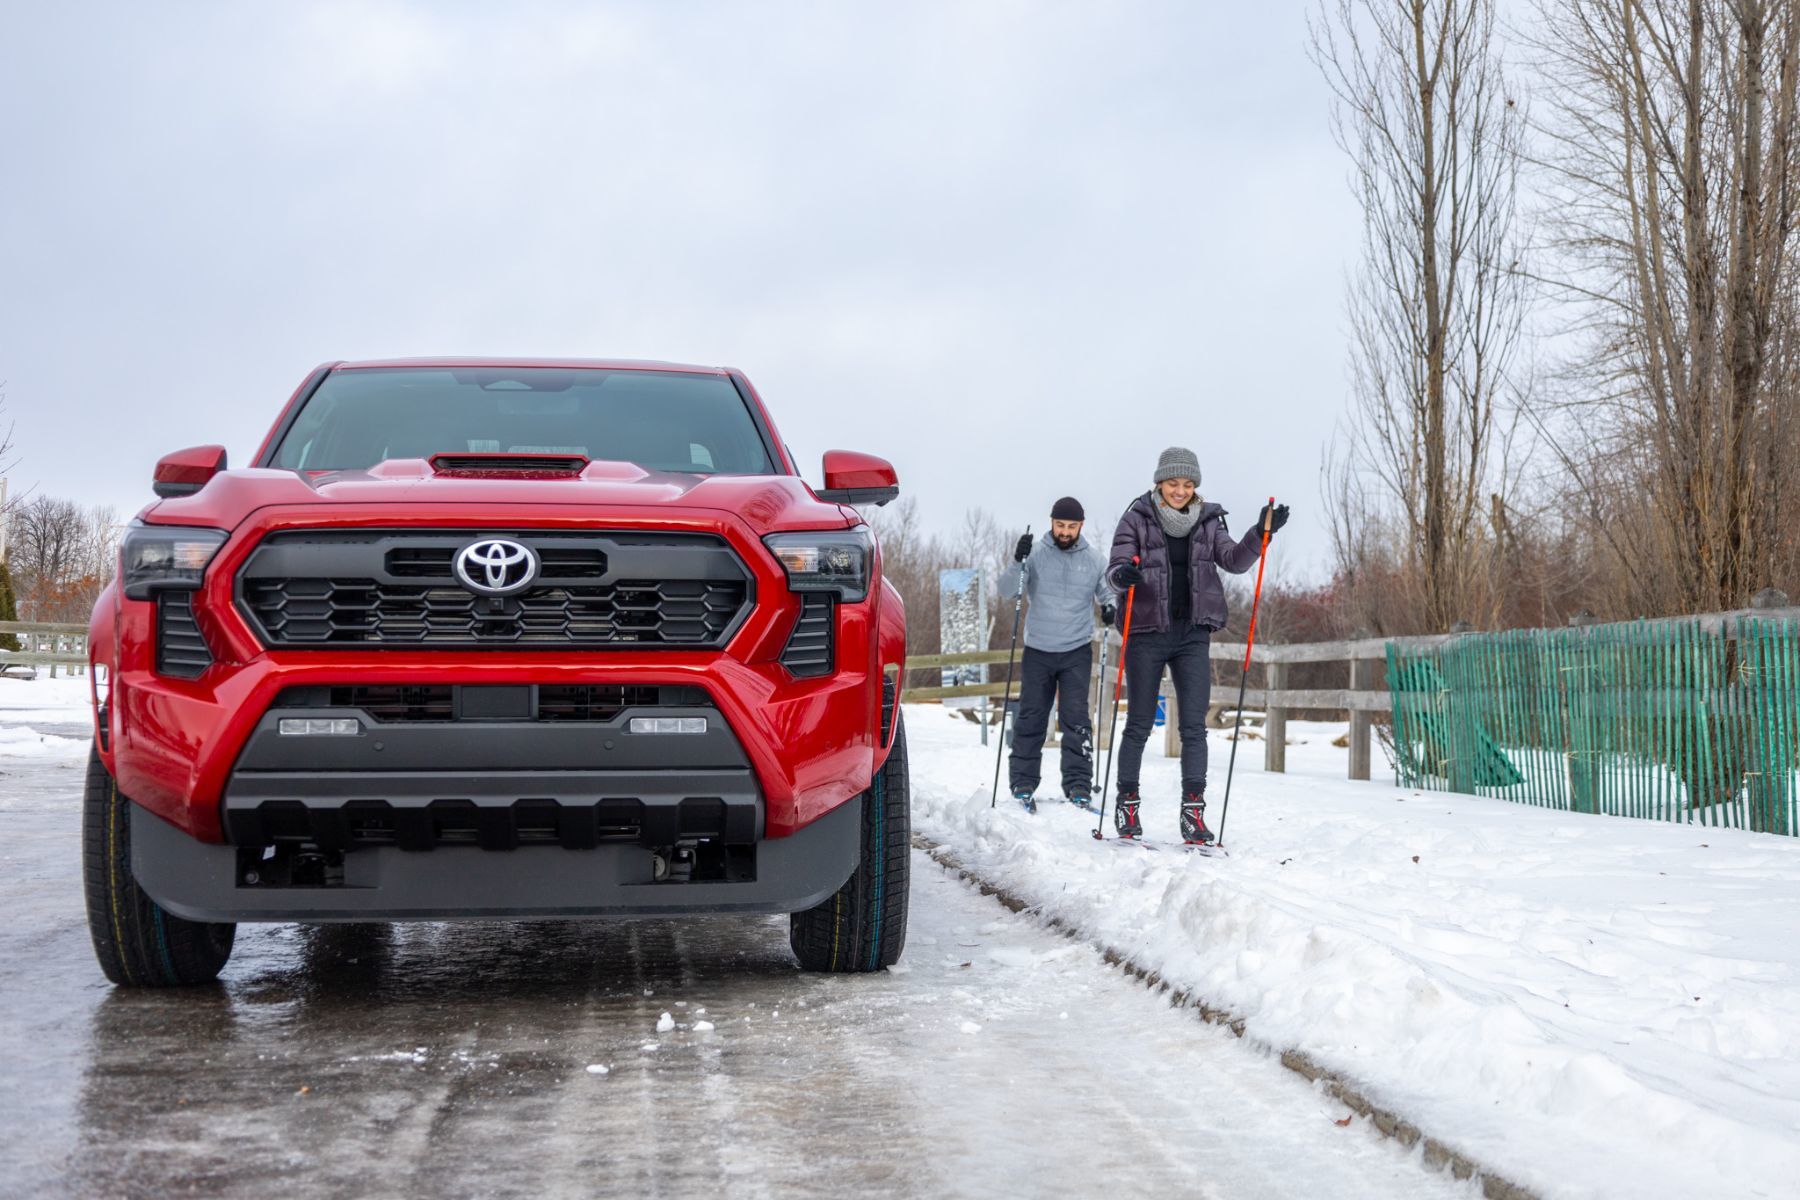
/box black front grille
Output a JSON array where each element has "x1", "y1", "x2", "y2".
[
  {"x1": 537, "y1": 684, "x2": 663, "y2": 721},
  {"x1": 226, "y1": 796, "x2": 759, "y2": 852},
  {"x1": 385, "y1": 546, "x2": 608, "y2": 578},
  {"x1": 157, "y1": 592, "x2": 213, "y2": 677},
  {"x1": 238, "y1": 530, "x2": 751, "y2": 649},
  {"x1": 333, "y1": 685, "x2": 453, "y2": 722},
  {"x1": 272, "y1": 683, "x2": 703, "y2": 722},
  {"x1": 780, "y1": 594, "x2": 835, "y2": 676},
  {"x1": 242, "y1": 578, "x2": 744, "y2": 646}
]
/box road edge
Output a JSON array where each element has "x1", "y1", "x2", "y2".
[{"x1": 913, "y1": 833, "x2": 1539, "y2": 1200}]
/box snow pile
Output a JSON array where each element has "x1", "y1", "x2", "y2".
[
  {"x1": 0, "y1": 674, "x2": 96, "y2": 726},
  {"x1": 906, "y1": 705, "x2": 1800, "y2": 1199},
  {"x1": 0, "y1": 676, "x2": 92, "y2": 766},
  {"x1": 0, "y1": 724, "x2": 86, "y2": 759}
]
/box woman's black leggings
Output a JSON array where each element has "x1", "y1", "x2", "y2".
[{"x1": 1115, "y1": 624, "x2": 1213, "y2": 794}]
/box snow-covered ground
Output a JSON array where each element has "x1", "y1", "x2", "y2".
[
  {"x1": 911, "y1": 704, "x2": 1800, "y2": 1200},
  {"x1": 0, "y1": 675, "x2": 96, "y2": 729},
  {"x1": 0, "y1": 677, "x2": 92, "y2": 779}
]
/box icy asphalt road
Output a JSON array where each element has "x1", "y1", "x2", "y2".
[{"x1": 0, "y1": 711, "x2": 1472, "y2": 1199}]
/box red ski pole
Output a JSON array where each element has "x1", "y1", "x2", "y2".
[
  {"x1": 1215, "y1": 499, "x2": 1276, "y2": 849},
  {"x1": 1092, "y1": 557, "x2": 1138, "y2": 840}
]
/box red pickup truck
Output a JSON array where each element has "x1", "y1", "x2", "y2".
[{"x1": 83, "y1": 359, "x2": 910, "y2": 984}]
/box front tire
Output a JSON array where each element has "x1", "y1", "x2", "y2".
[
  {"x1": 82, "y1": 748, "x2": 235, "y2": 986},
  {"x1": 790, "y1": 717, "x2": 910, "y2": 972}
]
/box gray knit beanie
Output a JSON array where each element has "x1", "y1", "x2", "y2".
[{"x1": 1154, "y1": 446, "x2": 1201, "y2": 486}]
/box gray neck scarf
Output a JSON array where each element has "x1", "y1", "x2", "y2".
[{"x1": 1152, "y1": 490, "x2": 1203, "y2": 539}]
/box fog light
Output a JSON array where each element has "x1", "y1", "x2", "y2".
[
  {"x1": 629, "y1": 717, "x2": 707, "y2": 735},
  {"x1": 278, "y1": 718, "x2": 360, "y2": 736}
]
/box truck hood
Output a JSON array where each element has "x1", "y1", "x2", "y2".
[{"x1": 140, "y1": 460, "x2": 858, "y2": 535}]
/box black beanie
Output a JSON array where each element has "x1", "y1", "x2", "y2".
[{"x1": 1050, "y1": 496, "x2": 1084, "y2": 522}]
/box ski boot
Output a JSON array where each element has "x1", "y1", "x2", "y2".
[
  {"x1": 1113, "y1": 789, "x2": 1142, "y2": 839},
  {"x1": 1013, "y1": 788, "x2": 1038, "y2": 815},
  {"x1": 1064, "y1": 787, "x2": 1093, "y2": 811},
  {"x1": 1180, "y1": 792, "x2": 1215, "y2": 846}
]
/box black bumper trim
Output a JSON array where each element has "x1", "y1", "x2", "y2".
[
  {"x1": 132, "y1": 796, "x2": 862, "y2": 922},
  {"x1": 223, "y1": 769, "x2": 761, "y2": 849}
]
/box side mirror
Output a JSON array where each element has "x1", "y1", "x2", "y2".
[
  {"x1": 153, "y1": 445, "x2": 229, "y2": 498},
  {"x1": 817, "y1": 450, "x2": 899, "y2": 507}
]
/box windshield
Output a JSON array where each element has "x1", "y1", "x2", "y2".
[{"x1": 269, "y1": 367, "x2": 777, "y2": 475}]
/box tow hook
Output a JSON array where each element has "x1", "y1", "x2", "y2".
[{"x1": 650, "y1": 846, "x2": 697, "y2": 883}]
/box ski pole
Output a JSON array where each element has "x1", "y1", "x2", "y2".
[
  {"x1": 1092, "y1": 557, "x2": 1138, "y2": 839},
  {"x1": 1215, "y1": 499, "x2": 1276, "y2": 849},
  {"x1": 990, "y1": 526, "x2": 1031, "y2": 808},
  {"x1": 1087, "y1": 607, "x2": 1111, "y2": 801}
]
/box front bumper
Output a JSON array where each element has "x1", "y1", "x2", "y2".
[
  {"x1": 223, "y1": 692, "x2": 761, "y2": 848},
  {"x1": 132, "y1": 791, "x2": 862, "y2": 923}
]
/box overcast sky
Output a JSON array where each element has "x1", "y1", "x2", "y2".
[{"x1": 1, "y1": 1, "x2": 1359, "y2": 581}]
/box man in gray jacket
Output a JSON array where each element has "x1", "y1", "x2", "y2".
[{"x1": 999, "y1": 497, "x2": 1115, "y2": 811}]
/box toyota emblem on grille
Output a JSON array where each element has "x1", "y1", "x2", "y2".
[{"x1": 454, "y1": 538, "x2": 540, "y2": 595}]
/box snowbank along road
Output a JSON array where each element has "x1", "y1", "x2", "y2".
[
  {"x1": 0, "y1": 678, "x2": 1471, "y2": 1199},
  {"x1": 908, "y1": 704, "x2": 1800, "y2": 1200}
]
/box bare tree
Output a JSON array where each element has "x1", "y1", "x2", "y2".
[
  {"x1": 0, "y1": 385, "x2": 14, "y2": 478},
  {"x1": 1314, "y1": 0, "x2": 1530, "y2": 632},
  {"x1": 1527, "y1": 0, "x2": 1800, "y2": 614},
  {"x1": 868, "y1": 498, "x2": 949, "y2": 684},
  {"x1": 5, "y1": 497, "x2": 120, "y2": 623},
  {"x1": 0, "y1": 385, "x2": 17, "y2": 550}
]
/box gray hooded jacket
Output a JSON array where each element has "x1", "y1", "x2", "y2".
[{"x1": 998, "y1": 535, "x2": 1114, "y2": 654}]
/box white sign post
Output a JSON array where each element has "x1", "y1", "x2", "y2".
[{"x1": 938, "y1": 566, "x2": 989, "y2": 737}]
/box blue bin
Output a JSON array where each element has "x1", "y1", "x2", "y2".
[{"x1": 1153, "y1": 695, "x2": 1167, "y2": 727}]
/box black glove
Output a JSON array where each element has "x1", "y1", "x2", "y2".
[
  {"x1": 1014, "y1": 533, "x2": 1034, "y2": 562},
  {"x1": 1101, "y1": 604, "x2": 1116, "y2": 628},
  {"x1": 1257, "y1": 503, "x2": 1290, "y2": 535},
  {"x1": 1114, "y1": 563, "x2": 1144, "y2": 588}
]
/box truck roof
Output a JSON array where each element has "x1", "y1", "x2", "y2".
[{"x1": 334, "y1": 357, "x2": 734, "y2": 375}]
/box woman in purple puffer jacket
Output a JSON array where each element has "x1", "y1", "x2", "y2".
[{"x1": 1105, "y1": 447, "x2": 1288, "y2": 843}]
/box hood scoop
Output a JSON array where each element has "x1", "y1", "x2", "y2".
[{"x1": 428, "y1": 452, "x2": 590, "y2": 479}]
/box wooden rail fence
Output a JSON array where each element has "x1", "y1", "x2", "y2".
[
  {"x1": 0, "y1": 621, "x2": 91, "y2": 678},
  {"x1": 901, "y1": 597, "x2": 1800, "y2": 782},
  {"x1": 902, "y1": 638, "x2": 1414, "y2": 781}
]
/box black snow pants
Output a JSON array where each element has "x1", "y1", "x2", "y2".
[
  {"x1": 1008, "y1": 645, "x2": 1095, "y2": 796},
  {"x1": 1115, "y1": 624, "x2": 1212, "y2": 795}
]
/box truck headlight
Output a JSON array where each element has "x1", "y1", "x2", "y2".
[
  {"x1": 763, "y1": 528, "x2": 872, "y2": 602},
  {"x1": 120, "y1": 524, "x2": 229, "y2": 600}
]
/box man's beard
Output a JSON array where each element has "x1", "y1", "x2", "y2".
[{"x1": 1051, "y1": 532, "x2": 1079, "y2": 550}]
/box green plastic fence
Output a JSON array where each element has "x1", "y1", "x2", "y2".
[{"x1": 1387, "y1": 617, "x2": 1799, "y2": 835}]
